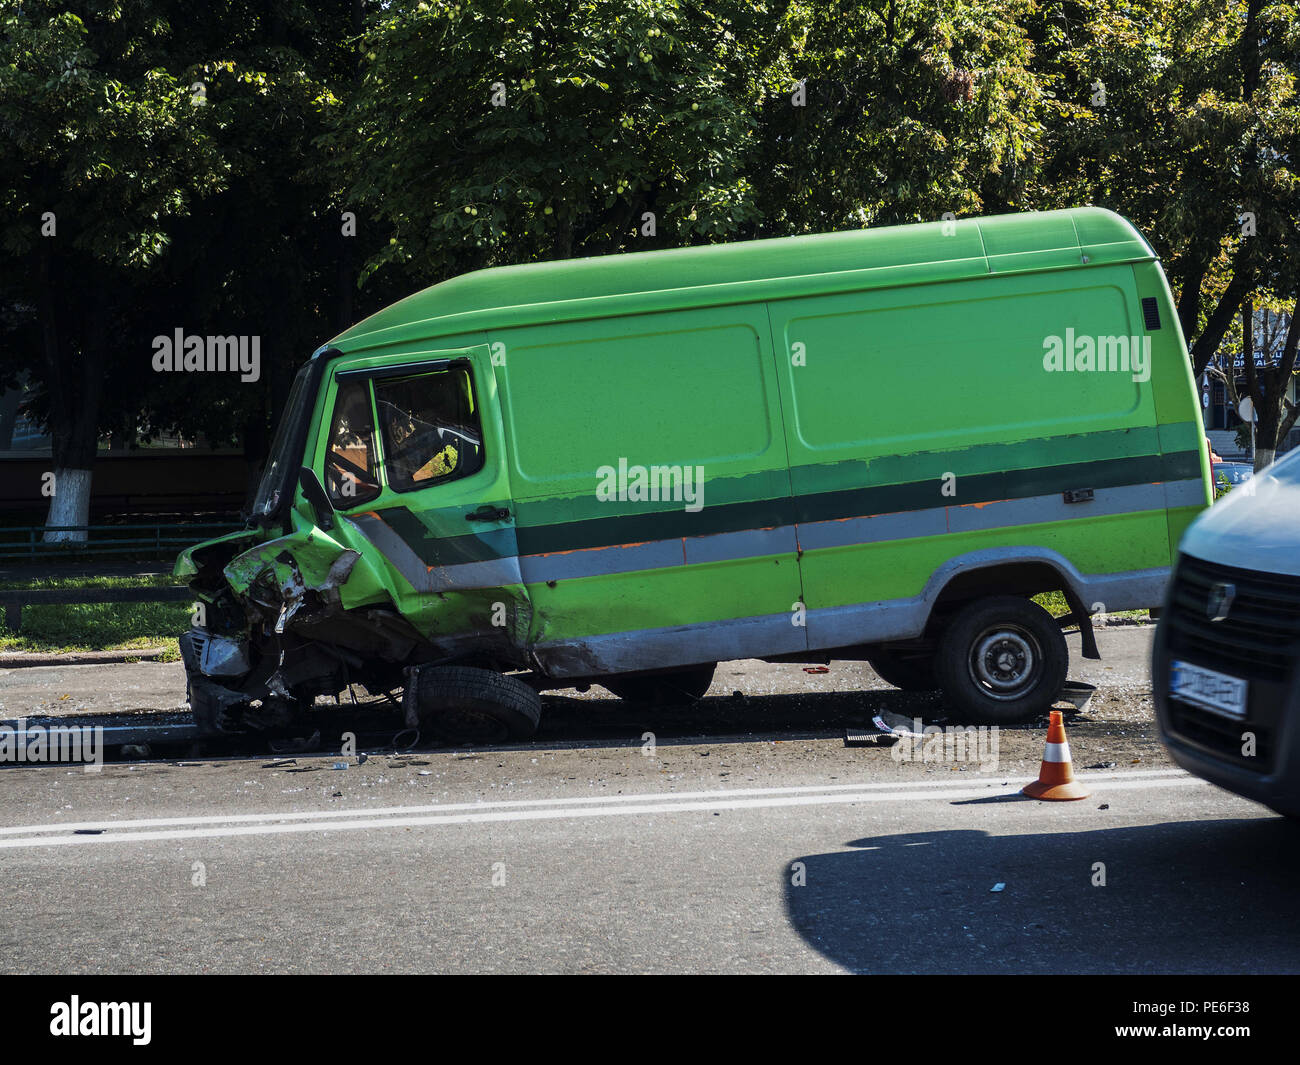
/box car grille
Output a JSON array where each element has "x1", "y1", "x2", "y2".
[
  {"x1": 1164, "y1": 554, "x2": 1300, "y2": 772},
  {"x1": 1166, "y1": 701, "x2": 1271, "y2": 771},
  {"x1": 1166, "y1": 555, "x2": 1300, "y2": 683}
]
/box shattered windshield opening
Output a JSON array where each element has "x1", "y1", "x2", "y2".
[{"x1": 249, "y1": 364, "x2": 313, "y2": 523}]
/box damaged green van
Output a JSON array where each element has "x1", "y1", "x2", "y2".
[{"x1": 176, "y1": 207, "x2": 1211, "y2": 739}]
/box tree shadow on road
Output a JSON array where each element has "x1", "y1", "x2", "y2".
[{"x1": 784, "y1": 816, "x2": 1300, "y2": 973}]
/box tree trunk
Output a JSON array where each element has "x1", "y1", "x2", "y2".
[
  {"x1": 38, "y1": 249, "x2": 106, "y2": 543},
  {"x1": 1190, "y1": 254, "x2": 1254, "y2": 378},
  {"x1": 44, "y1": 468, "x2": 94, "y2": 539}
]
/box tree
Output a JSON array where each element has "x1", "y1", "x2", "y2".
[
  {"x1": 749, "y1": 0, "x2": 1047, "y2": 235},
  {"x1": 327, "y1": 0, "x2": 795, "y2": 285},
  {"x1": 0, "y1": 3, "x2": 221, "y2": 538},
  {"x1": 1028, "y1": 0, "x2": 1300, "y2": 461},
  {"x1": 0, "y1": 1, "x2": 364, "y2": 536},
  {"x1": 329, "y1": 0, "x2": 1048, "y2": 283},
  {"x1": 1207, "y1": 302, "x2": 1299, "y2": 469}
]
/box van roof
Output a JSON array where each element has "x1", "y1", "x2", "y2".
[{"x1": 329, "y1": 206, "x2": 1155, "y2": 352}]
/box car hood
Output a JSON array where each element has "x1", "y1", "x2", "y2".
[{"x1": 1181, "y1": 464, "x2": 1300, "y2": 577}]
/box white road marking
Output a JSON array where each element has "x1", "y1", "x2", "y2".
[
  {"x1": 0, "y1": 767, "x2": 1188, "y2": 836},
  {"x1": 0, "y1": 771, "x2": 1201, "y2": 850}
]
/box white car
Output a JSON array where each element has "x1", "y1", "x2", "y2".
[{"x1": 1154, "y1": 447, "x2": 1300, "y2": 818}]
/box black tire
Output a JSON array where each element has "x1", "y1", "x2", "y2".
[
  {"x1": 415, "y1": 666, "x2": 542, "y2": 743},
  {"x1": 602, "y1": 664, "x2": 717, "y2": 706},
  {"x1": 866, "y1": 651, "x2": 939, "y2": 691},
  {"x1": 934, "y1": 596, "x2": 1068, "y2": 724}
]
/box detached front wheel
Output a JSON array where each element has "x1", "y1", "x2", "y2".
[
  {"x1": 415, "y1": 666, "x2": 542, "y2": 743},
  {"x1": 935, "y1": 596, "x2": 1068, "y2": 724}
]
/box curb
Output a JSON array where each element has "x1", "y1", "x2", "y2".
[{"x1": 0, "y1": 647, "x2": 176, "y2": 669}]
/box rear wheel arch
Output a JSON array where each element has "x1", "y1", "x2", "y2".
[
  {"x1": 930, "y1": 559, "x2": 1075, "y2": 614},
  {"x1": 921, "y1": 555, "x2": 1099, "y2": 659}
]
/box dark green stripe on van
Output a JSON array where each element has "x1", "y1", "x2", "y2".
[{"x1": 508, "y1": 449, "x2": 1200, "y2": 557}]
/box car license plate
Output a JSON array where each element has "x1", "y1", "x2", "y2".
[{"x1": 1170, "y1": 660, "x2": 1248, "y2": 718}]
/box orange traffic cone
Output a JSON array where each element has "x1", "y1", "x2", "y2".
[{"x1": 1022, "y1": 710, "x2": 1090, "y2": 800}]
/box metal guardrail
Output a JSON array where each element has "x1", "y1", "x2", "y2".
[
  {"x1": 0, "y1": 586, "x2": 194, "y2": 632},
  {"x1": 0, "y1": 523, "x2": 241, "y2": 562}
]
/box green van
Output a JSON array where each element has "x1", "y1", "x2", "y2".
[{"x1": 175, "y1": 207, "x2": 1210, "y2": 739}]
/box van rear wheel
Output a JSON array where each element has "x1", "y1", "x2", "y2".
[
  {"x1": 935, "y1": 596, "x2": 1067, "y2": 724},
  {"x1": 866, "y1": 651, "x2": 938, "y2": 691},
  {"x1": 602, "y1": 664, "x2": 716, "y2": 706},
  {"x1": 415, "y1": 666, "x2": 542, "y2": 743}
]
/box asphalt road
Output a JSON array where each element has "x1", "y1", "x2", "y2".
[
  {"x1": 1, "y1": 626, "x2": 1296, "y2": 974},
  {"x1": 0, "y1": 756, "x2": 1292, "y2": 974}
]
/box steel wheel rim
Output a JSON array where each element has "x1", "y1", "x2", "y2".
[{"x1": 968, "y1": 624, "x2": 1041, "y2": 701}]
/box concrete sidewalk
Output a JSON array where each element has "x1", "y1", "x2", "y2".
[{"x1": 0, "y1": 660, "x2": 187, "y2": 716}]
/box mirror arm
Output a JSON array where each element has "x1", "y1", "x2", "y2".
[{"x1": 298, "y1": 466, "x2": 336, "y2": 531}]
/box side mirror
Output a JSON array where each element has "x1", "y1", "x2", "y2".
[{"x1": 298, "y1": 467, "x2": 335, "y2": 531}]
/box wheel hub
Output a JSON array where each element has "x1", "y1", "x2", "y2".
[{"x1": 970, "y1": 626, "x2": 1040, "y2": 700}]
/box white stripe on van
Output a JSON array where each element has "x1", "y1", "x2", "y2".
[{"x1": 529, "y1": 478, "x2": 1200, "y2": 584}]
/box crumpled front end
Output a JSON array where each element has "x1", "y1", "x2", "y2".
[{"x1": 176, "y1": 525, "x2": 423, "y2": 735}]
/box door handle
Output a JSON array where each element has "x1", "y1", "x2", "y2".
[{"x1": 465, "y1": 504, "x2": 510, "y2": 522}]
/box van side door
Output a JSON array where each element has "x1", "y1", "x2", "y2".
[{"x1": 485, "y1": 305, "x2": 807, "y2": 677}]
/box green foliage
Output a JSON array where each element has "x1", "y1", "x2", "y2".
[
  {"x1": 0, "y1": 1, "x2": 367, "y2": 463},
  {"x1": 1, "y1": 0, "x2": 1297, "y2": 489},
  {"x1": 754, "y1": 0, "x2": 1046, "y2": 232},
  {"x1": 330, "y1": 0, "x2": 1051, "y2": 282},
  {"x1": 327, "y1": 0, "x2": 785, "y2": 281},
  {"x1": 1027, "y1": 0, "x2": 1300, "y2": 377},
  {"x1": 0, "y1": 3, "x2": 219, "y2": 268}
]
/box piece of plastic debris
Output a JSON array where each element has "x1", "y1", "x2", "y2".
[
  {"x1": 803, "y1": 666, "x2": 829, "y2": 674},
  {"x1": 991, "y1": 883, "x2": 1006, "y2": 892},
  {"x1": 332, "y1": 762, "x2": 348, "y2": 770},
  {"x1": 1098, "y1": 803, "x2": 1110, "y2": 810},
  {"x1": 871, "y1": 711, "x2": 927, "y2": 738}
]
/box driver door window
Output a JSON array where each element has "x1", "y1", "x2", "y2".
[
  {"x1": 324, "y1": 381, "x2": 381, "y2": 507},
  {"x1": 375, "y1": 367, "x2": 484, "y2": 492}
]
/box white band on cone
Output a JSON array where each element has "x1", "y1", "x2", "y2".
[{"x1": 1044, "y1": 741, "x2": 1071, "y2": 763}]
